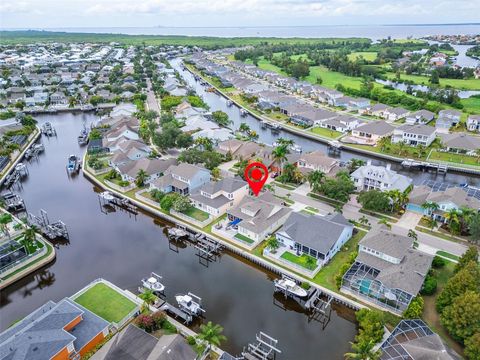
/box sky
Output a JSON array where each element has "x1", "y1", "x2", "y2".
[{"x1": 0, "y1": 0, "x2": 479, "y2": 29}]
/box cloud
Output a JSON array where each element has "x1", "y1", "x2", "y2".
[{"x1": 0, "y1": 1, "x2": 37, "y2": 13}]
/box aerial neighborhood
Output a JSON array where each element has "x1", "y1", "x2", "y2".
[{"x1": 0, "y1": 30, "x2": 479, "y2": 360}]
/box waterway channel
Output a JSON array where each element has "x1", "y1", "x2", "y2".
[
  {"x1": 0, "y1": 113, "x2": 358, "y2": 359},
  {"x1": 171, "y1": 58, "x2": 480, "y2": 187}
]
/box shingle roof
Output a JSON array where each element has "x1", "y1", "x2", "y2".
[
  {"x1": 354, "y1": 121, "x2": 394, "y2": 136},
  {"x1": 278, "y1": 212, "x2": 352, "y2": 254}
]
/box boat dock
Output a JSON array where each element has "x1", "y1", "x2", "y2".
[
  {"x1": 327, "y1": 140, "x2": 342, "y2": 154},
  {"x1": 27, "y1": 209, "x2": 69, "y2": 240},
  {"x1": 97, "y1": 191, "x2": 138, "y2": 216},
  {"x1": 158, "y1": 301, "x2": 193, "y2": 324},
  {"x1": 401, "y1": 159, "x2": 448, "y2": 174},
  {"x1": 1, "y1": 192, "x2": 26, "y2": 213}
]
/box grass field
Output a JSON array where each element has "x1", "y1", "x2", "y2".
[
  {"x1": 309, "y1": 126, "x2": 343, "y2": 139},
  {"x1": 436, "y1": 251, "x2": 460, "y2": 262},
  {"x1": 305, "y1": 65, "x2": 363, "y2": 89},
  {"x1": 313, "y1": 230, "x2": 366, "y2": 290},
  {"x1": 234, "y1": 233, "x2": 255, "y2": 244},
  {"x1": 428, "y1": 150, "x2": 480, "y2": 168},
  {"x1": 182, "y1": 207, "x2": 210, "y2": 222},
  {"x1": 348, "y1": 52, "x2": 378, "y2": 61},
  {"x1": 74, "y1": 283, "x2": 137, "y2": 323},
  {"x1": 281, "y1": 251, "x2": 317, "y2": 270},
  {"x1": 460, "y1": 96, "x2": 480, "y2": 113},
  {"x1": 385, "y1": 72, "x2": 480, "y2": 90}
]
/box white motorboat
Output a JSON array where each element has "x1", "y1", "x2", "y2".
[
  {"x1": 141, "y1": 272, "x2": 165, "y2": 293},
  {"x1": 289, "y1": 144, "x2": 302, "y2": 153},
  {"x1": 175, "y1": 292, "x2": 204, "y2": 316},
  {"x1": 274, "y1": 278, "x2": 308, "y2": 298},
  {"x1": 99, "y1": 191, "x2": 115, "y2": 201}
]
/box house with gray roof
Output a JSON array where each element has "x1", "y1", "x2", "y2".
[
  {"x1": 380, "y1": 319, "x2": 461, "y2": 360},
  {"x1": 392, "y1": 124, "x2": 436, "y2": 147},
  {"x1": 319, "y1": 114, "x2": 361, "y2": 133},
  {"x1": 289, "y1": 108, "x2": 337, "y2": 127},
  {"x1": 91, "y1": 323, "x2": 196, "y2": 360},
  {"x1": 342, "y1": 227, "x2": 433, "y2": 314},
  {"x1": 359, "y1": 103, "x2": 390, "y2": 117},
  {"x1": 117, "y1": 158, "x2": 177, "y2": 184},
  {"x1": 405, "y1": 110, "x2": 435, "y2": 125},
  {"x1": 275, "y1": 212, "x2": 353, "y2": 266},
  {"x1": 467, "y1": 114, "x2": 480, "y2": 132},
  {"x1": 383, "y1": 107, "x2": 410, "y2": 122},
  {"x1": 296, "y1": 150, "x2": 340, "y2": 176},
  {"x1": 438, "y1": 132, "x2": 480, "y2": 155},
  {"x1": 351, "y1": 161, "x2": 413, "y2": 192},
  {"x1": 436, "y1": 109, "x2": 461, "y2": 133},
  {"x1": 190, "y1": 177, "x2": 249, "y2": 217},
  {"x1": 350, "y1": 121, "x2": 394, "y2": 145},
  {"x1": 226, "y1": 191, "x2": 292, "y2": 244},
  {"x1": 0, "y1": 298, "x2": 109, "y2": 360},
  {"x1": 149, "y1": 163, "x2": 210, "y2": 196}
]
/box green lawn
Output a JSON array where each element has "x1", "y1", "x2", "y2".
[
  {"x1": 234, "y1": 233, "x2": 255, "y2": 244},
  {"x1": 281, "y1": 251, "x2": 317, "y2": 271},
  {"x1": 348, "y1": 52, "x2": 378, "y2": 61},
  {"x1": 436, "y1": 251, "x2": 460, "y2": 262},
  {"x1": 460, "y1": 96, "x2": 480, "y2": 114},
  {"x1": 74, "y1": 283, "x2": 137, "y2": 323},
  {"x1": 306, "y1": 65, "x2": 363, "y2": 89},
  {"x1": 305, "y1": 206, "x2": 319, "y2": 213},
  {"x1": 182, "y1": 207, "x2": 210, "y2": 222},
  {"x1": 309, "y1": 126, "x2": 343, "y2": 139},
  {"x1": 428, "y1": 150, "x2": 480, "y2": 168},
  {"x1": 385, "y1": 72, "x2": 480, "y2": 91},
  {"x1": 313, "y1": 230, "x2": 366, "y2": 290},
  {"x1": 17, "y1": 236, "x2": 44, "y2": 254}
]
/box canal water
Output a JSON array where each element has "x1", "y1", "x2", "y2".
[
  {"x1": 171, "y1": 58, "x2": 480, "y2": 187},
  {"x1": 0, "y1": 113, "x2": 358, "y2": 359}
]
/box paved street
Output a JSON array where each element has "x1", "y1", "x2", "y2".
[{"x1": 146, "y1": 78, "x2": 161, "y2": 114}]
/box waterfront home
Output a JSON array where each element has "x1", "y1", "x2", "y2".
[
  {"x1": 117, "y1": 158, "x2": 177, "y2": 184},
  {"x1": 359, "y1": 103, "x2": 390, "y2": 117},
  {"x1": 438, "y1": 132, "x2": 480, "y2": 155},
  {"x1": 380, "y1": 319, "x2": 461, "y2": 360},
  {"x1": 467, "y1": 114, "x2": 480, "y2": 132},
  {"x1": 296, "y1": 150, "x2": 340, "y2": 176},
  {"x1": 190, "y1": 177, "x2": 249, "y2": 217},
  {"x1": 342, "y1": 227, "x2": 433, "y2": 314},
  {"x1": 391, "y1": 124, "x2": 436, "y2": 147},
  {"x1": 407, "y1": 185, "x2": 480, "y2": 223},
  {"x1": 109, "y1": 103, "x2": 137, "y2": 118},
  {"x1": 149, "y1": 163, "x2": 211, "y2": 195},
  {"x1": 289, "y1": 108, "x2": 337, "y2": 127},
  {"x1": 181, "y1": 115, "x2": 220, "y2": 133},
  {"x1": 226, "y1": 191, "x2": 292, "y2": 244},
  {"x1": 192, "y1": 128, "x2": 234, "y2": 143},
  {"x1": 49, "y1": 91, "x2": 68, "y2": 105},
  {"x1": 436, "y1": 109, "x2": 461, "y2": 133},
  {"x1": 104, "y1": 123, "x2": 139, "y2": 143},
  {"x1": 276, "y1": 212, "x2": 353, "y2": 265},
  {"x1": 405, "y1": 110, "x2": 435, "y2": 125},
  {"x1": 0, "y1": 298, "x2": 110, "y2": 360},
  {"x1": 90, "y1": 324, "x2": 196, "y2": 360},
  {"x1": 319, "y1": 114, "x2": 361, "y2": 133},
  {"x1": 216, "y1": 139, "x2": 263, "y2": 160},
  {"x1": 109, "y1": 139, "x2": 152, "y2": 166},
  {"x1": 383, "y1": 107, "x2": 410, "y2": 122},
  {"x1": 347, "y1": 97, "x2": 371, "y2": 110},
  {"x1": 349, "y1": 121, "x2": 395, "y2": 145},
  {"x1": 351, "y1": 162, "x2": 413, "y2": 192}
]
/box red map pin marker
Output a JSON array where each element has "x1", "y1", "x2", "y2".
[{"x1": 244, "y1": 162, "x2": 268, "y2": 196}]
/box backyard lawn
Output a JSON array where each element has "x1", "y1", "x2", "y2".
[
  {"x1": 313, "y1": 230, "x2": 366, "y2": 290},
  {"x1": 309, "y1": 126, "x2": 343, "y2": 139},
  {"x1": 234, "y1": 233, "x2": 255, "y2": 244},
  {"x1": 281, "y1": 251, "x2": 317, "y2": 271},
  {"x1": 182, "y1": 207, "x2": 210, "y2": 222},
  {"x1": 428, "y1": 150, "x2": 480, "y2": 168},
  {"x1": 74, "y1": 283, "x2": 137, "y2": 323}
]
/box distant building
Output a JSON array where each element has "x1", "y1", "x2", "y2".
[{"x1": 351, "y1": 161, "x2": 413, "y2": 192}]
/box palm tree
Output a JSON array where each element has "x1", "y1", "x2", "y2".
[
  {"x1": 0, "y1": 213, "x2": 13, "y2": 238},
  {"x1": 387, "y1": 189, "x2": 401, "y2": 212},
  {"x1": 359, "y1": 215, "x2": 370, "y2": 227},
  {"x1": 272, "y1": 145, "x2": 288, "y2": 174},
  {"x1": 408, "y1": 229, "x2": 418, "y2": 242},
  {"x1": 22, "y1": 225, "x2": 38, "y2": 252},
  {"x1": 459, "y1": 206, "x2": 474, "y2": 233},
  {"x1": 276, "y1": 137, "x2": 294, "y2": 147},
  {"x1": 267, "y1": 237, "x2": 280, "y2": 253},
  {"x1": 196, "y1": 321, "x2": 227, "y2": 350},
  {"x1": 377, "y1": 218, "x2": 391, "y2": 229},
  {"x1": 305, "y1": 255, "x2": 317, "y2": 269},
  {"x1": 421, "y1": 201, "x2": 439, "y2": 216},
  {"x1": 239, "y1": 123, "x2": 250, "y2": 134},
  {"x1": 345, "y1": 340, "x2": 381, "y2": 360},
  {"x1": 428, "y1": 217, "x2": 438, "y2": 231},
  {"x1": 445, "y1": 208, "x2": 461, "y2": 235},
  {"x1": 398, "y1": 141, "x2": 406, "y2": 156},
  {"x1": 139, "y1": 289, "x2": 157, "y2": 306},
  {"x1": 307, "y1": 170, "x2": 325, "y2": 193},
  {"x1": 348, "y1": 158, "x2": 366, "y2": 173},
  {"x1": 211, "y1": 167, "x2": 221, "y2": 181},
  {"x1": 135, "y1": 169, "x2": 148, "y2": 187},
  {"x1": 378, "y1": 137, "x2": 388, "y2": 152},
  {"x1": 195, "y1": 137, "x2": 213, "y2": 151}
]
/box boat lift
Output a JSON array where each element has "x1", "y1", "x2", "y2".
[
  {"x1": 194, "y1": 234, "x2": 223, "y2": 267},
  {"x1": 97, "y1": 191, "x2": 138, "y2": 217},
  {"x1": 27, "y1": 209, "x2": 69, "y2": 240},
  {"x1": 242, "y1": 332, "x2": 281, "y2": 360},
  {"x1": 41, "y1": 122, "x2": 57, "y2": 137}
]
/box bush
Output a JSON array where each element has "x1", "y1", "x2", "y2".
[
  {"x1": 465, "y1": 333, "x2": 480, "y2": 360},
  {"x1": 151, "y1": 311, "x2": 167, "y2": 329},
  {"x1": 160, "y1": 193, "x2": 180, "y2": 211},
  {"x1": 150, "y1": 189, "x2": 165, "y2": 202},
  {"x1": 301, "y1": 282, "x2": 311, "y2": 290},
  {"x1": 421, "y1": 274, "x2": 437, "y2": 295},
  {"x1": 118, "y1": 180, "x2": 130, "y2": 187},
  {"x1": 335, "y1": 250, "x2": 357, "y2": 289},
  {"x1": 187, "y1": 335, "x2": 197, "y2": 346},
  {"x1": 403, "y1": 296, "x2": 424, "y2": 319},
  {"x1": 135, "y1": 314, "x2": 154, "y2": 332},
  {"x1": 355, "y1": 309, "x2": 385, "y2": 345},
  {"x1": 432, "y1": 256, "x2": 446, "y2": 269}
]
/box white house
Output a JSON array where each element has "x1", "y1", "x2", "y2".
[
  {"x1": 391, "y1": 124, "x2": 436, "y2": 147},
  {"x1": 296, "y1": 150, "x2": 339, "y2": 176},
  {"x1": 383, "y1": 107, "x2": 410, "y2": 122},
  {"x1": 117, "y1": 158, "x2": 177, "y2": 184},
  {"x1": 190, "y1": 177, "x2": 248, "y2": 217},
  {"x1": 351, "y1": 161, "x2": 413, "y2": 192},
  {"x1": 467, "y1": 115, "x2": 480, "y2": 132},
  {"x1": 150, "y1": 163, "x2": 211, "y2": 195}
]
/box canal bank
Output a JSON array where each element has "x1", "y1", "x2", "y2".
[
  {"x1": 0, "y1": 112, "x2": 357, "y2": 359},
  {"x1": 176, "y1": 58, "x2": 480, "y2": 177}
]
